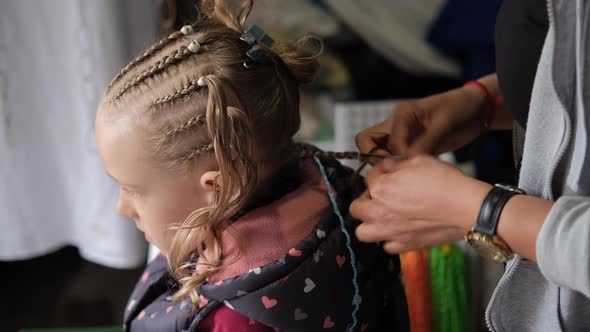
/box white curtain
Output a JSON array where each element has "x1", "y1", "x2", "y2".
[{"x1": 0, "y1": 0, "x2": 160, "y2": 268}]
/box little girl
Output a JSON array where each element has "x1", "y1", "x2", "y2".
[{"x1": 96, "y1": 1, "x2": 408, "y2": 331}]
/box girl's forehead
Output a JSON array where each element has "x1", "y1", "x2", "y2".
[
  {"x1": 97, "y1": 117, "x2": 197, "y2": 186},
  {"x1": 97, "y1": 119, "x2": 154, "y2": 174}
]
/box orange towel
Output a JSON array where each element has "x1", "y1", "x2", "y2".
[{"x1": 401, "y1": 249, "x2": 432, "y2": 332}]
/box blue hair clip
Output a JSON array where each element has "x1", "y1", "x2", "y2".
[{"x1": 240, "y1": 25, "x2": 275, "y2": 68}]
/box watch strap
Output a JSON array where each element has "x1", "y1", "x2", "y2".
[{"x1": 475, "y1": 186, "x2": 520, "y2": 236}]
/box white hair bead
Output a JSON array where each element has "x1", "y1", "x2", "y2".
[
  {"x1": 187, "y1": 41, "x2": 201, "y2": 53},
  {"x1": 180, "y1": 25, "x2": 193, "y2": 35},
  {"x1": 197, "y1": 77, "x2": 206, "y2": 87}
]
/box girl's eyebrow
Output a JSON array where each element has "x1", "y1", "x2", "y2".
[{"x1": 106, "y1": 172, "x2": 142, "y2": 188}]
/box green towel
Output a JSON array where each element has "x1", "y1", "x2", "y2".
[{"x1": 430, "y1": 244, "x2": 469, "y2": 332}]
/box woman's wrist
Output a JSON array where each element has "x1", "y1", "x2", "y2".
[
  {"x1": 462, "y1": 74, "x2": 514, "y2": 131},
  {"x1": 454, "y1": 178, "x2": 553, "y2": 262},
  {"x1": 495, "y1": 194, "x2": 553, "y2": 261},
  {"x1": 452, "y1": 178, "x2": 494, "y2": 231}
]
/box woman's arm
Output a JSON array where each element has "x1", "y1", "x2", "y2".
[
  {"x1": 466, "y1": 74, "x2": 514, "y2": 130},
  {"x1": 354, "y1": 73, "x2": 515, "y2": 158},
  {"x1": 451, "y1": 181, "x2": 554, "y2": 262},
  {"x1": 351, "y1": 156, "x2": 551, "y2": 263},
  {"x1": 536, "y1": 197, "x2": 590, "y2": 297},
  {"x1": 481, "y1": 193, "x2": 590, "y2": 297}
]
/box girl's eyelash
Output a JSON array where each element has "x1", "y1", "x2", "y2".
[{"x1": 122, "y1": 187, "x2": 139, "y2": 197}]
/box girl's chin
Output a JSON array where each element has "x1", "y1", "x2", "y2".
[{"x1": 147, "y1": 239, "x2": 167, "y2": 259}]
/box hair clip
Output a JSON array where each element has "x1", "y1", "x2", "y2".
[
  {"x1": 197, "y1": 77, "x2": 206, "y2": 87},
  {"x1": 241, "y1": 25, "x2": 261, "y2": 44},
  {"x1": 187, "y1": 41, "x2": 201, "y2": 53},
  {"x1": 244, "y1": 45, "x2": 266, "y2": 68},
  {"x1": 240, "y1": 25, "x2": 275, "y2": 68},
  {"x1": 180, "y1": 25, "x2": 193, "y2": 35},
  {"x1": 240, "y1": 24, "x2": 275, "y2": 47}
]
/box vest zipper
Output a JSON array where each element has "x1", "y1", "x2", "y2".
[{"x1": 485, "y1": 0, "x2": 562, "y2": 330}]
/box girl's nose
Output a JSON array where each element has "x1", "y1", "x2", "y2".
[{"x1": 116, "y1": 188, "x2": 139, "y2": 220}]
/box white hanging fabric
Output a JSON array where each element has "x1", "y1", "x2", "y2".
[{"x1": 0, "y1": 0, "x2": 160, "y2": 268}]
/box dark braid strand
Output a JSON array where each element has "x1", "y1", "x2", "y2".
[{"x1": 297, "y1": 146, "x2": 389, "y2": 163}]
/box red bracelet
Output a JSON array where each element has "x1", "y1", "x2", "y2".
[{"x1": 464, "y1": 80, "x2": 498, "y2": 130}]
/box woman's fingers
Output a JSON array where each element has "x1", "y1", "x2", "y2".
[
  {"x1": 355, "y1": 120, "x2": 391, "y2": 154},
  {"x1": 355, "y1": 222, "x2": 393, "y2": 243},
  {"x1": 363, "y1": 157, "x2": 403, "y2": 190},
  {"x1": 349, "y1": 190, "x2": 373, "y2": 220}
]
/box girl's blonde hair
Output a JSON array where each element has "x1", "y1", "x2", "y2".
[{"x1": 98, "y1": 0, "x2": 321, "y2": 304}]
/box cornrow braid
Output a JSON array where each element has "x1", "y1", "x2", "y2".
[
  {"x1": 179, "y1": 145, "x2": 394, "y2": 164},
  {"x1": 164, "y1": 113, "x2": 207, "y2": 138},
  {"x1": 107, "y1": 25, "x2": 196, "y2": 90},
  {"x1": 180, "y1": 143, "x2": 214, "y2": 161},
  {"x1": 152, "y1": 78, "x2": 205, "y2": 106},
  {"x1": 112, "y1": 41, "x2": 203, "y2": 101}
]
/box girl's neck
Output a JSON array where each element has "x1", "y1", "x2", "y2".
[{"x1": 233, "y1": 157, "x2": 303, "y2": 221}]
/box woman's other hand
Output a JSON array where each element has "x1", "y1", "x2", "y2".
[
  {"x1": 350, "y1": 155, "x2": 492, "y2": 253},
  {"x1": 355, "y1": 74, "x2": 507, "y2": 159}
]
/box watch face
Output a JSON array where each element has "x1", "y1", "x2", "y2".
[
  {"x1": 470, "y1": 240, "x2": 501, "y2": 259},
  {"x1": 467, "y1": 235, "x2": 514, "y2": 262}
]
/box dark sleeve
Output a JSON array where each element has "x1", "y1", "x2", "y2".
[{"x1": 495, "y1": 0, "x2": 549, "y2": 129}]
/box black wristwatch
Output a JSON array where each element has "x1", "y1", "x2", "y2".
[{"x1": 465, "y1": 184, "x2": 526, "y2": 262}]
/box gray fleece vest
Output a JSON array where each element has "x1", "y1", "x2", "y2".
[{"x1": 487, "y1": 0, "x2": 590, "y2": 330}]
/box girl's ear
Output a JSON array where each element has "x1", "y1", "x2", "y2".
[{"x1": 200, "y1": 171, "x2": 221, "y2": 191}]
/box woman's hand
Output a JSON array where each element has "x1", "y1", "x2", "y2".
[
  {"x1": 350, "y1": 155, "x2": 492, "y2": 253},
  {"x1": 355, "y1": 74, "x2": 508, "y2": 159}
]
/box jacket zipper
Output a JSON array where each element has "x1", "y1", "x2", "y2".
[
  {"x1": 484, "y1": 258, "x2": 520, "y2": 331},
  {"x1": 544, "y1": 0, "x2": 574, "y2": 202}
]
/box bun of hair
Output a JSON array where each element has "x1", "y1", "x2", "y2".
[
  {"x1": 199, "y1": 0, "x2": 253, "y2": 32},
  {"x1": 199, "y1": 0, "x2": 322, "y2": 85},
  {"x1": 272, "y1": 36, "x2": 322, "y2": 85}
]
